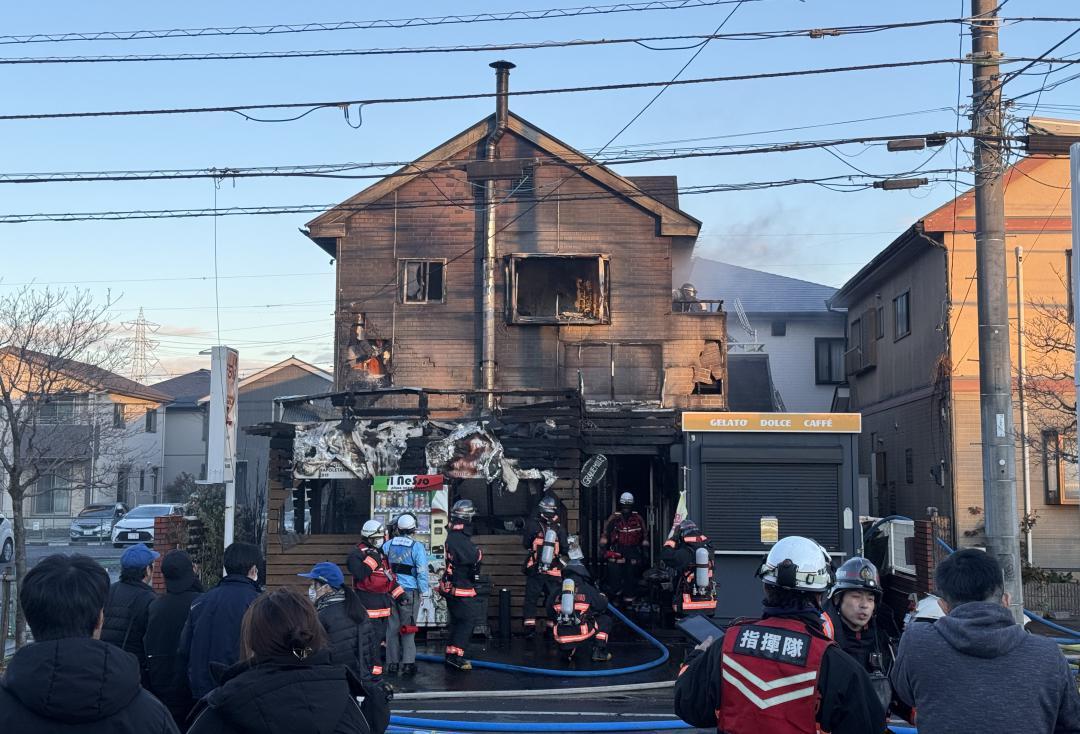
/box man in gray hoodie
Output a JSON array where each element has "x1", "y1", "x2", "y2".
[{"x1": 891, "y1": 549, "x2": 1080, "y2": 734}]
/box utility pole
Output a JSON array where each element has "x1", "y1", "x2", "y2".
[
  {"x1": 971, "y1": 0, "x2": 1023, "y2": 620},
  {"x1": 1015, "y1": 246, "x2": 1032, "y2": 565}
]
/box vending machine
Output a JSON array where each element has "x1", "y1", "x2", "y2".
[{"x1": 370, "y1": 474, "x2": 449, "y2": 627}]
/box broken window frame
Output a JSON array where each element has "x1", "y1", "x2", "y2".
[
  {"x1": 399, "y1": 258, "x2": 447, "y2": 305},
  {"x1": 506, "y1": 253, "x2": 610, "y2": 325}
]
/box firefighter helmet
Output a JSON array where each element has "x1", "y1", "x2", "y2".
[
  {"x1": 450, "y1": 499, "x2": 476, "y2": 522},
  {"x1": 538, "y1": 496, "x2": 559, "y2": 520},
  {"x1": 757, "y1": 536, "x2": 833, "y2": 592},
  {"x1": 618, "y1": 492, "x2": 634, "y2": 507},
  {"x1": 830, "y1": 557, "x2": 882, "y2": 600},
  {"x1": 361, "y1": 519, "x2": 386, "y2": 542},
  {"x1": 396, "y1": 514, "x2": 417, "y2": 532}
]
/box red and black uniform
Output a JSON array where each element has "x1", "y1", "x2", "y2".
[
  {"x1": 674, "y1": 610, "x2": 886, "y2": 734},
  {"x1": 547, "y1": 573, "x2": 613, "y2": 657},
  {"x1": 347, "y1": 539, "x2": 404, "y2": 666},
  {"x1": 600, "y1": 511, "x2": 649, "y2": 601},
  {"x1": 521, "y1": 516, "x2": 567, "y2": 631},
  {"x1": 661, "y1": 533, "x2": 716, "y2": 615},
  {"x1": 439, "y1": 520, "x2": 484, "y2": 660}
]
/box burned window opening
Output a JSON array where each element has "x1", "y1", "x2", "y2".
[
  {"x1": 401, "y1": 259, "x2": 445, "y2": 304},
  {"x1": 508, "y1": 254, "x2": 609, "y2": 325},
  {"x1": 346, "y1": 315, "x2": 392, "y2": 387}
]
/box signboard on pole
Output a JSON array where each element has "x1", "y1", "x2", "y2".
[{"x1": 207, "y1": 346, "x2": 239, "y2": 484}]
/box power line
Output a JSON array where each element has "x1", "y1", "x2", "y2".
[
  {"x1": 0, "y1": 130, "x2": 997, "y2": 184},
  {"x1": 0, "y1": 1, "x2": 754, "y2": 45},
  {"x1": 0, "y1": 170, "x2": 965, "y2": 224},
  {"x1": 0, "y1": 58, "x2": 992, "y2": 123},
  {"x1": 0, "y1": 19, "x2": 1035, "y2": 66}
]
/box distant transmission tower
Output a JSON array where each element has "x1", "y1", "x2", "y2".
[{"x1": 122, "y1": 307, "x2": 161, "y2": 384}]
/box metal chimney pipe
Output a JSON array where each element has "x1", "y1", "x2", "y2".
[{"x1": 481, "y1": 61, "x2": 514, "y2": 409}]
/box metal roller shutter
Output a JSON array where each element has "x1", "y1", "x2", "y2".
[{"x1": 701, "y1": 463, "x2": 841, "y2": 551}]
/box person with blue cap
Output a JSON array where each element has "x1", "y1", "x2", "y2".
[
  {"x1": 101, "y1": 542, "x2": 160, "y2": 681},
  {"x1": 299, "y1": 561, "x2": 391, "y2": 734}
]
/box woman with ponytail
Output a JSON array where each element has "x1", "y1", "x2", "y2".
[{"x1": 186, "y1": 588, "x2": 373, "y2": 734}]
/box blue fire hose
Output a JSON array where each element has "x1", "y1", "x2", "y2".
[
  {"x1": 387, "y1": 721, "x2": 917, "y2": 732},
  {"x1": 415, "y1": 605, "x2": 669, "y2": 678}
]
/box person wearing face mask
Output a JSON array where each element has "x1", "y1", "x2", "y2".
[
  {"x1": 347, "y1": 520, "x2": 405, "y2": 668},
  {"x1": 438, "y1": 499, "x2": 484, "y2": 671},
  {"x1": 383, "y1": 514, "x2": 428, "y2": 676},
  {"x1": 821, "y1": 557, "x2": 900, "y2": 714},
  {"x1": 599, "y1": 492, "x2": 649, "y2": 604},
  {"x1": 298, "y1": 562, "x2": 391, "y2": 734}
]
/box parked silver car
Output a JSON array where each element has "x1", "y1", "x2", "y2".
[
  {"x1": 69, "y1": 503, "x2": 127, "y2": 543},
  {"x1": 111, "y1": 503, "x2": 184, "y2": 547}
]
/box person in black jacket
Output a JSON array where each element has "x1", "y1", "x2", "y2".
[
  {"x1": 145, "y1": 550, "x2": 203, "y2": 729},
  {"x1": 300, "y1": 562, "x2": 391, "y2": 734},
  {"x1": 0, "y1": 553, "x2": 178, "y2": 734},
  {"x1": 521, "y1": 496, "x2": 567, "y2": 637},
  {"x1": 179, "y1": 542, "x2": 262, "y2": 699},
  {"x1": 100, "y1": 542, "x2": 159, "y2": 680},
  {"x1": 438, "y1": 499, "x2": 484, "y2": 671},
  {"x1": 674, "y1": 536, "x2": 885, "y2": 734},
  {"x1": 186, "y1": 588, "x2": 372, "y2": 734}
]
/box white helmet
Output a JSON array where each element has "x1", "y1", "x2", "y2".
[
  {"x1": 757, "y1": 536, "x2": 834, "y2": 592},
  {"x1": 618, "y1": 492, "x2": 634, "y2": 506},
  {"x1": 396, "y1": 514, "x2": 417, "y2": 532},
  {"x1": 361, "y1": 519, "x2": 386, "y2": 541}
]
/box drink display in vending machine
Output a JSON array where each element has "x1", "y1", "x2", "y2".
[{"x1": 371, "y1": 474, "x2": 448, "y2": 627}]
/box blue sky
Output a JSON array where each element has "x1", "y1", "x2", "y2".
[{"x1": 0, "y1": 1, "x2": 1074, "y2": 380}]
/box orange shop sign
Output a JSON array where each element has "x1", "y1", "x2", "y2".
[{"x1": 681, "y1": 412, "x2": 862, "y2": 433}]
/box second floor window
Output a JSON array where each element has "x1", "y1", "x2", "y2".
[
  {"x1": 113, "y1": 404, "x2": 126, "y2": 428},
  {"x1": 401, "y1": 259, "x2": 445, "y2": 304},
  {"x1": 894, "y1": 291, "x2": 911, "y2": 339},
  {"x1": 36, "y1": 395, "x2": 86, "y2": 424},
  {"x1": 815, "y1": 338, "x2": 845, "y2": 385},
  {"x1": 145, "y1": 408, "x2": 157, "y2": 433}
]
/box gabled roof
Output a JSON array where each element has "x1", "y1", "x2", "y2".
[
  {"x1": 153, "y1": 369, "x2": 211, "y2": 408},
  {"x1": 0, "y1": 346, "x2": 171, "y2": 403},
  {"x1": 303, "y1": 112, "x2": 701, "y2": 253},
  {"x1": 688, "y1": 258, "x2": 838, "y2": 314},
  {"x1": 196, "y1": 357, "x2": 332, "y2": 404}
]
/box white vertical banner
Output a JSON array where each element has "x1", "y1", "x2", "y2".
[{"x1": 208, "y1": 346, "x2": 239, "y2": 545}]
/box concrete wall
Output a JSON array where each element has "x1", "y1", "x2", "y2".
[{"x1": 748, "y1": 312, "x2": 846, "y2": 412}]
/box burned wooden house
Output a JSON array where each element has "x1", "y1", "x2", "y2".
[{"x1": 257, "y1": 63, "x2": 727, "y2": 614}]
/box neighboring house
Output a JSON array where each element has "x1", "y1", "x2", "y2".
[
  {"x1": 0, "y1": 348, "x2": 169, "y2": 532},
  {"x1": 153, "y1": 369, "x2": 211, "y2": 493},
  {"x1": 688, "y1": 258, "x2": 845, "y2": 411},
  {"x1": 830, "y1": 130, "x2": 1078, "y2": 569}
]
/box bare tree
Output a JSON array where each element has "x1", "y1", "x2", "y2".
[
  {"x1": 0, "y1": 287, "x2": 123, "y2": 646},
  {"x1": 1022, "y1": 288, "x2": 1075, "y2": 465}
]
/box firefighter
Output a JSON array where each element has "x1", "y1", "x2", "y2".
[
  {"x1": 347, "y1": 519, "x2": 405, "y2": 673},
  {"x1": 383, "y1": 514, "x2": 428, "y2": 676},
  {"x1": 674, "y1": 536, "x2": 886, "y2": 734},
  {"x1": 661, "y1": 519, "x2": 716, "y2": 615},
  {"x1": 521, "y1": 496, "x2": 568, "y2": 638},
  {"x1": 822, "y1": 557, "x2": 903, "y2": 716},
  {"x1": 438, "y1": 499, "x2": 484, "y2": 671},
  {"x1": 548, "y1": 560, "x2": 614, "y2": 663},
  {"x1": 599, "y1": 492, "x2": 649, "y2": 603}
]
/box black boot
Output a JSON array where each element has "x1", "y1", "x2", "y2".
[
  {"x1": 386, "y1": 663, "x2": 399, "y2": 675},
  {"x1": 402, "y1": 663, "x2": 417, "y2": 676},
  {"x1": 591, "y1": 645, "x2": 612, "y2": 663}
]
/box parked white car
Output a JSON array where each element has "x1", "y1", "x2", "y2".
[
  {"x1": 111, "y1": 503, "x2": 184, "y2": 547},
  {"x1": 0, "y1": 511, "x2": 12, "y2": 563}
]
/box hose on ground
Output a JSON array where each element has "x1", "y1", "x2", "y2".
[
  {"x1": 389, "y1": 717, "x2": 691, "y2": 731},
  {"x1": 415, "y1": 605, "x2": 669, "y2": 678}
]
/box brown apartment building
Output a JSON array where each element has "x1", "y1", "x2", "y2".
[
  {"x1": 258, "y1": 64, "x2": 727, "y2": 601},
  {"x1": 830, "y1": 125, "x2": 1079, "y2": 570}
]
